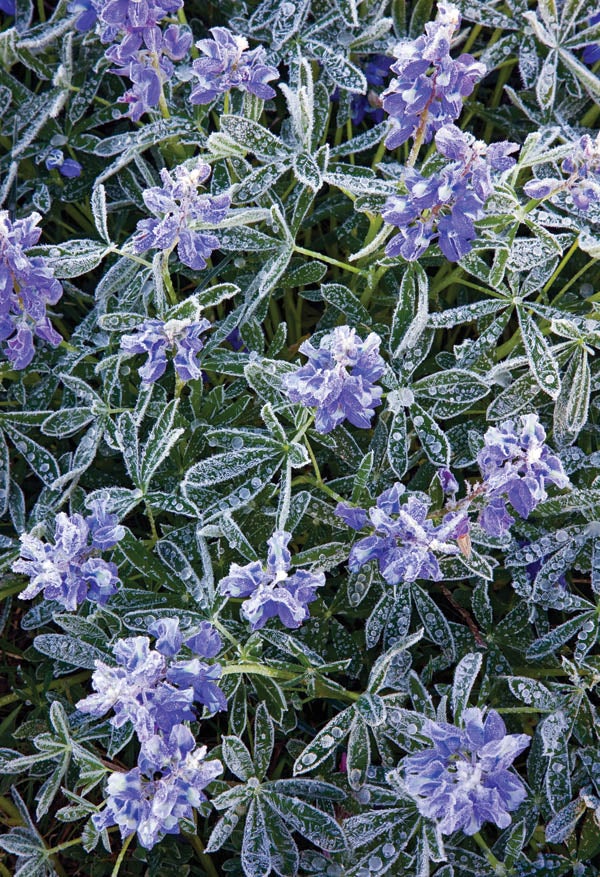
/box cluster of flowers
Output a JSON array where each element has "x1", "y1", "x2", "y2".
[
  {"x1": 219, "y1": 530, "x2": 325, "y2": 630},
  {"x1": 402, "y1": 707, "x2": 530, "y2": 835},
  {"x1": 77, "y1": 620, "x2": 224, "y2": 847},
  {"x1": 71, "y1": 0, "x2": 192, "y2": 120},
  {"x1": 0, "y1": 211, "x2": 63, "y2": 370},
  {"x1": 476, "y1": 413, "x2": 570, "y2": 537},
  {"x1": 524, "y1": 133, "x2": 600, "y2": 212},
  {"x1": 120, "y1": 316, "x2": 211, "y2": 383},
  {"x1": 131, "y1": 160, "x2": 231, "y2": 269},
  {"x1": 190, "y1": 26, "x2": 279, "y2": 105},
  {"x1": 13, "y1": 499, "x2": 124, "y2": 611},
  {"x1": 334, "y1": 414, "x2": 569, "y2": 582},
  {"x1": 382, "y1": 125, "x2": 518, "y2": 262},
  {"x1": 381, "y1": 3, "x2": 485, "y2": 150},
  {"x1": 336, "y1": 485, "x2": 468, "y2": 585},
  {"x1": 283, "y1": 325, "x2": 385, "y2": 434}
]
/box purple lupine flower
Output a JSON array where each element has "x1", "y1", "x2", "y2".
[
  {"x1": 167, "y1": 659, "x2": 227, "y2": 713},
  {"x1": 77, "y1": 629, "x2": 226, "y2": 740},
  {"x1": 283, "y1": 326, "x2": 385, "y2": 434},
  {"x1": 86, "y1": 496, "x2": 126, "y2": 550},
  {"x1": 149, "y1": 618, "x2": 184, "y2": 657},
  {"x1": 132, "y1": 162, "x2": 230, "y2": 270},
  {"x1": 438, "y1": 468, "x2": 459, "y2": 496},
  {"x1": 94, "y1": 0, "x2": 190, "y2": 120},
  {"x1": 76, "y1": 636, "x2": 193, "y2": 740},
  {"x1": 13, "y1": 508, "x2": 122, "y2": 611},
  {"x1": 219, "y1": 530, "x2": 325, "y2": 630},
  {"x1": 0, "y1": 211, "x2": 63, "y2": 370},
  {"x1": 382, "y1": 3, "x2": 485, "y2": 150},
  {"x1": 524, "y1": 133, "x2": 600, "y2": 212},
  {"x1": 382, "y1": 125, "x2": 518, "y2": 261},
  {"x1": 93, "y1": 724, "x2": 222, "y2": 849},
  {"x1": 67, "y1": 0, "x2": 98, "y2": 32},
  {"x1": 0, "y1": 0, "x2": 15, "y2": 13},
  {"x1": 45, "y1": 149, "x2": 81, "y2": 179},
  {"x1": 95, "y1": 0, "x2": 183, "y2": 45},
  {"x1": 185, "y1": 620, "x2": 222, "y2": 658},
  {"x1": 402, "y1": 708, "x2": 530, "y2": 835},
  {"x1": 477, "y1": 414, "x2": 570, "y2": 537},
  {"x1": 120, "y1": 316, "x2": 211, "y2": 383},
  {"x1": 336, "y1": 485, "x2": 468, "y2": 584},
  {"x1": 190, "y1": 27, "x2": 279, "y2": 105},
  {"x1": 583, "y1": 12, "x2": 600, "y2": 65},
  {"x1": 349, "y1": 55, "x2": 393, "y2": 125}
]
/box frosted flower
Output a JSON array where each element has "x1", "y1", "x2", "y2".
[
  {"x1": 336, "y1": 485, "x2": 468, "y2": 584},
  {"x1": 0, "y1": 211, "x2": 63, "y2": 369},
  {"x1": 382, "y1": 125, "x2": 518, "y2": 261},
  {"x1": 13, "y1": 502, "x2": 123, "y2": 611},
  {"x1": 132, "y1": 162, "x2": 231, "y2": 269},
  {"x1": 382, "y1": 3, "x2": 485, "y2": 150},
  {"x1": 403, "y1": 708, "x2": 530, "y2": 835},
  {"x1": 524, "y1": 134, "x2": 600, "y2": 212},
  {"x1": 93, "y1": 724, "x2": 222, "y2": 849},
  {"x1": 583, "y1": 12, "x2": 600, "y2": 65},
  {"x1": 120, "y1": 317, "x2": 211, "y2": 383},
  {"x1": 190, "y1": 27, "x2": 278, "y2": 105},
  {"x1": 45, "y1": 149, "x2": 82, "y2": 178},
  {"x1": 219, "y1": 530, "x2": 325, "y2": 630},
  {"x1": 76, "y1": 629, "x2": 226, "y2": 741},
  {"x1": 478, "y1": 414, "x2": 570, "y2": 536},
  {"x1": 283, "y1": 326, "x2": 385, "y2": 434}
]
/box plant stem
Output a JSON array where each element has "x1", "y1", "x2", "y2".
[
  {"x1": 472, "y1": 831, "x2": 507, "y2": 875},
  {"x1": 184, "y1": 832, "x2": 220, "y2": 877},
  {"x1": 293, "y1": 245, "x2": 366, "y2": 276},
  {"x1": 111, "y1": 833, "x2": 133, "y2": 877}
]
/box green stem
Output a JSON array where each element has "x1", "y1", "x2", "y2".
[
  {"x1": 472, "y1": 831, "x2": 506, "y2": 875},
  {"x1": 111, "y1": 833, "x2": 133, "y2": 877},
  {"x1": 293, "y1": 245, "x2": 366, "y2": 276},
  {"x1": 304, "y1": 437, "x2": 322, "y2": 484},
  {"x1": 220, "y1": 663, "x2": 359, "y2": 702},
  {"x1": 539, "y1": 237, "x2": 579, "y2": 300},
  {"x1": 291, "y1": 415, "x2": 315, "y2": 444},
  {"x1": 46, "y1": 837, "x2": 83, "y2": 856},
  {"x1": 551, "y1": 257, "x2": 598, "y2": 306},
  {"x1": 184, "y1": 832, "x2": 219, "y2": 877}
]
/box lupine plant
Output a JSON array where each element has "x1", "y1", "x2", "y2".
[{"x1": 1, "y1": 1, "x2": 600, "y2": 876}]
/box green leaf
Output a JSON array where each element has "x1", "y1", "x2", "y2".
[
  {"x1": 517, "y1": 307, "x2": 561, "y2": 399},
  {"x1": 409, "y1": 403, "x2": 450, "y2": 467},
  {"x1": 2, "y1": 423, "x2": 60, "y2": 487},
  {"x1": 293, "y1": 152, "x2": 322, "y2": 191},
  {"x1": 293, "y1": 706, "x2": 355, "y2": 775},
  {"x1": 40, "y1": 408, "x2": 95, "y2": 438},
  {"x1": 451, "y1": 653, "x2": 483, "y2": 720},
  {"x1": 254, "y1": 702, "x2": 275, "y2": 780},
  {"x1": 411, "y1": 585, "x2": 455, "y2": 660},
  {"x1": 222, "y1": 736, "x2": 256, "y2": 781},
  {"x1": 346, "y1": 715, "x2": 370, "y2": 789},
  {"x1": 242, "y1": 799, "x2": 271, "y2": 877},
  {"x1": 554, "y1": 349, "x2": 590, "y2": 446},
  {"x1": 265, "y1": 790, "x2": 347, "y2": 852},
  {"x1": 321, "y1": 282, "x2": 371, "y2": 324},
  {"x1": 262, "y1": 803, "x2": 299, "y2": 877},
  {"x1": 390, "y1": 264, "x2": 429, "y2": 357},
  {"x1": 139, "y1": 399, "x2": 184, "y2": 490},
  {"x1": 33, "y1": 634, "x2": 108, "y2": 669},
  {"x1": 220, "y1": 115, "x2": 290, "y2": 160}
]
